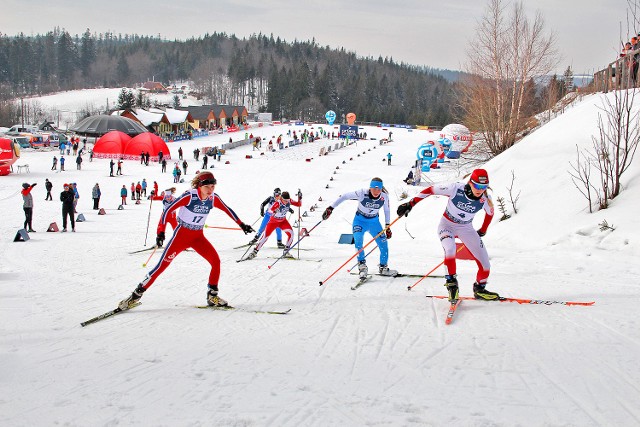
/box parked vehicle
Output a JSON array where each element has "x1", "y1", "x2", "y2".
[
  {"x1": 11, "y1": 135, "x2": 31, "y2": 149},
  {"x1": 8, "y1": 124, "x2": 39, "y2": 134},
  {"x1": 43, "y1": 132, "x2": 68, "y2": 147}
]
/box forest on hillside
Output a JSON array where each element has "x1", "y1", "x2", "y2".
[{"x1": 0, "y1": 28, "x2": 455, "y2": 125}]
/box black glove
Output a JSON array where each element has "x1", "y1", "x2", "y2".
[
  {"x1": 260, "y1": 209, "x2": 265, "y2": 217},
  {"x1": 297, "y1": 189, "x2": 303, "y2": 199},
  {"x1": 156, "y1": 231, "x2": 165, "y2": 247},
  {"x1": 477, "y1": 229, "x2": 486, "y2": 237},
  {"x1": 385, "y1": 228, "x2": 392, "y2": 239},
  {"x1": 240, "y1": 223, "x2": 254, "y2": 234},
  {"x1": 32, "y1": 183, "x2": 37, "y2": 187},
  {"x1": 289, "y1": 208, "x2": 294, "y2": 214},
  {"x1": 322, "y1": 206, "x2": 333, "y2": 220},
  {"x1": 397, "y1": 201, "x2": 414, "y2": 217}
]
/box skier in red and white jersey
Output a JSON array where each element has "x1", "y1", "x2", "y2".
[
  {"x1": 119, "y1": 171, "x2": 254, "y2": 309},
  {"x1": 241, "y1": 190, "x2": 301, "y2": 261},
  {"x1": 397, "y1": 169, "x2": 499, "y2": 301},
  {"x1": 151, "y1": 187, "x2": 178, "y2": 247}
]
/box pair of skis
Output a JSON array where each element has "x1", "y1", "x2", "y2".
[
  {"x1": 81, "y1": 303, "x2": 290, "y2": 326},
  {"x1": 427, "y1": 295, "x2": 596, "y2": 325}
]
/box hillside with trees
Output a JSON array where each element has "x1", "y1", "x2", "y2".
[{"x1": 0, "y1": 29, "x2": 454, "y2": 126}]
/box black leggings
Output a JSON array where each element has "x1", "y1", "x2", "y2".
[{"x1": 23, "y1": 207, "x2": 33, "y2": 230}]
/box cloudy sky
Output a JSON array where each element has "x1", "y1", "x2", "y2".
[{"x1": 1, "y1": 0, "x2": 628, "y2": 74}]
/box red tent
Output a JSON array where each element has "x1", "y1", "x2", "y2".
[
  {"x1": 123, "y1": 132, "x2": 171, "y2": 162},
  {"x1": 93, "y1": 131, "x2": 131, "y2": 159}
]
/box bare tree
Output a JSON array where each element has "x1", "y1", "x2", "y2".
[
  {"x1": 459, "y1": 0, "x2": 559, "y2": 156},
  {"x1": 570, "y1": 89, "x2": 640, "y2": 211}
]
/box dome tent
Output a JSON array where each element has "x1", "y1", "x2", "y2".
[
  {"x1": 92, "y1": 131, "x2": 131, "y2": 159},
  {"x1": 123, "y1": 132, "x2": 171, "y2": 162},
  {"x1": 70, "y1": 115, "x2": 148, "y2": 136}
]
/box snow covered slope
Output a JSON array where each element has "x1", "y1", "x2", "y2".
[{"x1": 0, "y1": 91, "x2": 638, "y2": 426}]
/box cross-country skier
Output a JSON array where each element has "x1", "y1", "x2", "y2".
[
  {"x1": 118, "y1": 171, "x2": 255, "y2": 309},
  {"x1": 396, "y1": 168, "x2": 498, "y2": 301},
  {"x1": 151, "y1": 187, "x2": 178, "y2": 247},
  {"x1": 241, "y1": 190, "x2": 301, "y2": 261},
  {"x1": 322, "y1": 177, "x2": 395, "y2": 279},
  {"x1": 247, "y1": 187, "x2": 286, "y2": 248}
]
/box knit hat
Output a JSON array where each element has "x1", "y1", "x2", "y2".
[
  {"x1": 469, "y1": 169, "x2": 489, "y2": 186},
  {"x1": 22, "y1": 183, "x2": 29, "y2": 189}
]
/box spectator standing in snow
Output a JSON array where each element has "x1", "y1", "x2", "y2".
[
  {"x1": 21, "y1": 182, "x2": 37, "y2": 232},
  {"x1": 202, "y1": 155, "x2": 208, "y2": 169},
  {"x1": 45, "y1": 179, "x2": 53, "y2": 201},
  {"x1": 76, "y1": 154, "x2": 83, "y2": 170},
  {"x1": 178, "y1": 147, "x2": 183, "y2": 160},
  {"x1": 141, "y1": 179, "x2": 148, "y2": 197},
  {"x1": 60, "y1": 183, "x2": 75, "y2": 232},
  {"x1": 120, "y1": 185, "x2": 128, "y2": 205},
  {"x1": 92, "y1": 183, "x2": 101, "y2": 210},
  {"x1": 60, "y1": 156, "x2": 65, "y2": 171},
  {"x1": 386, "y1": 152, "x2": 392, "y2": 165},
  {"x1": 182, "y1": 160, "x2": 188, "y2": 175},
  {"x1": 51, "y1": 156, "x2": 58, "y2": 171},
  {"x1": 117, "y1": 159, "x2": 123, "y2": 175},
  {"x1": 109, "y1": 159, "x2": 115, "y2": 177},
  {"x1": 130, "y1": 183, "x2": 136, "y2": 201},
  {"x1": 161, "y1": 158, "x2": 167, "y2": 173}
]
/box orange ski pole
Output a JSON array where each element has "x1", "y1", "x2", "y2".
[
  {"x1": 319, "y1": 216, "x2": 400, "y2": 286},
  {"x1": 142, "y1": 246, "x2": 158, "y2": 267},
  {"x1": 407, "y1": 244, "x2": 465, "y2": 290}
]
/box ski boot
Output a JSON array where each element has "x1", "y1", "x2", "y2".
[
  {"x1": 473, "y1": 282, "x2": 500, "y2": 300},
  {"x1": 248, "y1": 234, "x2": 259, "y2": 245},
  {"x1": 378, "y1": 264, "x2": 398, "y2": 277},
  {"x1": 243, "y1": 248, "x2": 259, "y2": 261},
  {"x1": 277, "y1": 240, "x2": 286, "y2": 249},
  {"x1": 282, "y1": 246, "x2": 295, "y2": 259},
  {"x1": 207, "y1": 285, "x2": 228, "y2": 307},
  {"x1": 444, "y1": 274, "x2": 459, "y2": 302},
  {"x1": 118, "y1": 284, "x2": 146, "y2": 310},
  {"x1": 358, "y1": 261, "x2": 368, "y2": 279}
]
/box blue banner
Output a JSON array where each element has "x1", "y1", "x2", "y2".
[{"x1": 339, "y1": 124, "x2": 359, "y2": 139}]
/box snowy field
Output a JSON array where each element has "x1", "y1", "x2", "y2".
[{"x1": 1, "y1": 91, "x2": 639, "y2": 426}]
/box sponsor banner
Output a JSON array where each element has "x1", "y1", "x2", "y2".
[{"x1": 339, "y1": 124, "x2": 359, "y2": 139}]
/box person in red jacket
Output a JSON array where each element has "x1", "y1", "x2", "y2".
[
  {"x1": 118, "y1": 171, "x2": 255, "y2": 310},
  {"x1": 152, "y1": 187, "x2": 178, "y2": 247},
  {"x1": 21, "y1": 182, "x2": 37, "y2": 232},
  {"x1": 241, "y1": 190, "x2": 301, "y2": 261}
]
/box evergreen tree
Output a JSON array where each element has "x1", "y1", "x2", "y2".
[
  {"x1": 80, "y1": 29, "x2": 96, "y2": 79},
  {"x1": 57, "y1": 31, "x2": 76, "y2": 87},
  {"x1": 116, "y1": 53, "x2": 130, "y2": 84},
  {"x1": 116, "y1": 88, "x2": 135, "y2": 110}
]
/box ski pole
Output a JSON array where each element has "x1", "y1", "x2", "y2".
[
  {"x1": 142, "y1": 246, "x2": 158, "y2": 267},
  {"x1": 319, "y1": 216, "x2": 401, "y2": 286},
  {"x1": 204, "y1": 225, "x2": 242, "y2": 230},
  {"x1": 346, "y1": 245, "x2": 378, "y2": 273},
  {"x1": 297, "y1": 188, "x2": 302, "y2": 259},
  {"x1": 143, "y1": 197, "x2": 154, "y2": 246},
  {"x1": 268, "y1": 220, "x2": 322, "y2": 270},
  {"x1": 407, "y1": 244, "x2": 465, "y2": 291}
]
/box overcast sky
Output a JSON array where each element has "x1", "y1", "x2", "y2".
[{"x1": 1, "y1": 0, "x2": 630, "y2": 75}]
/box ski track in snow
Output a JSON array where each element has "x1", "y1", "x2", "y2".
[{"x1": 2, "y1": 101, "x2": 640, "y2": 426}]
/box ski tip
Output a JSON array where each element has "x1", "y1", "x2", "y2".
[
  {"x1": 318, "y1": 281, "x2": 324, "y2": 286},
  {"x1": 407, "y1": 286, "x2": 411, "y2": 291}
]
